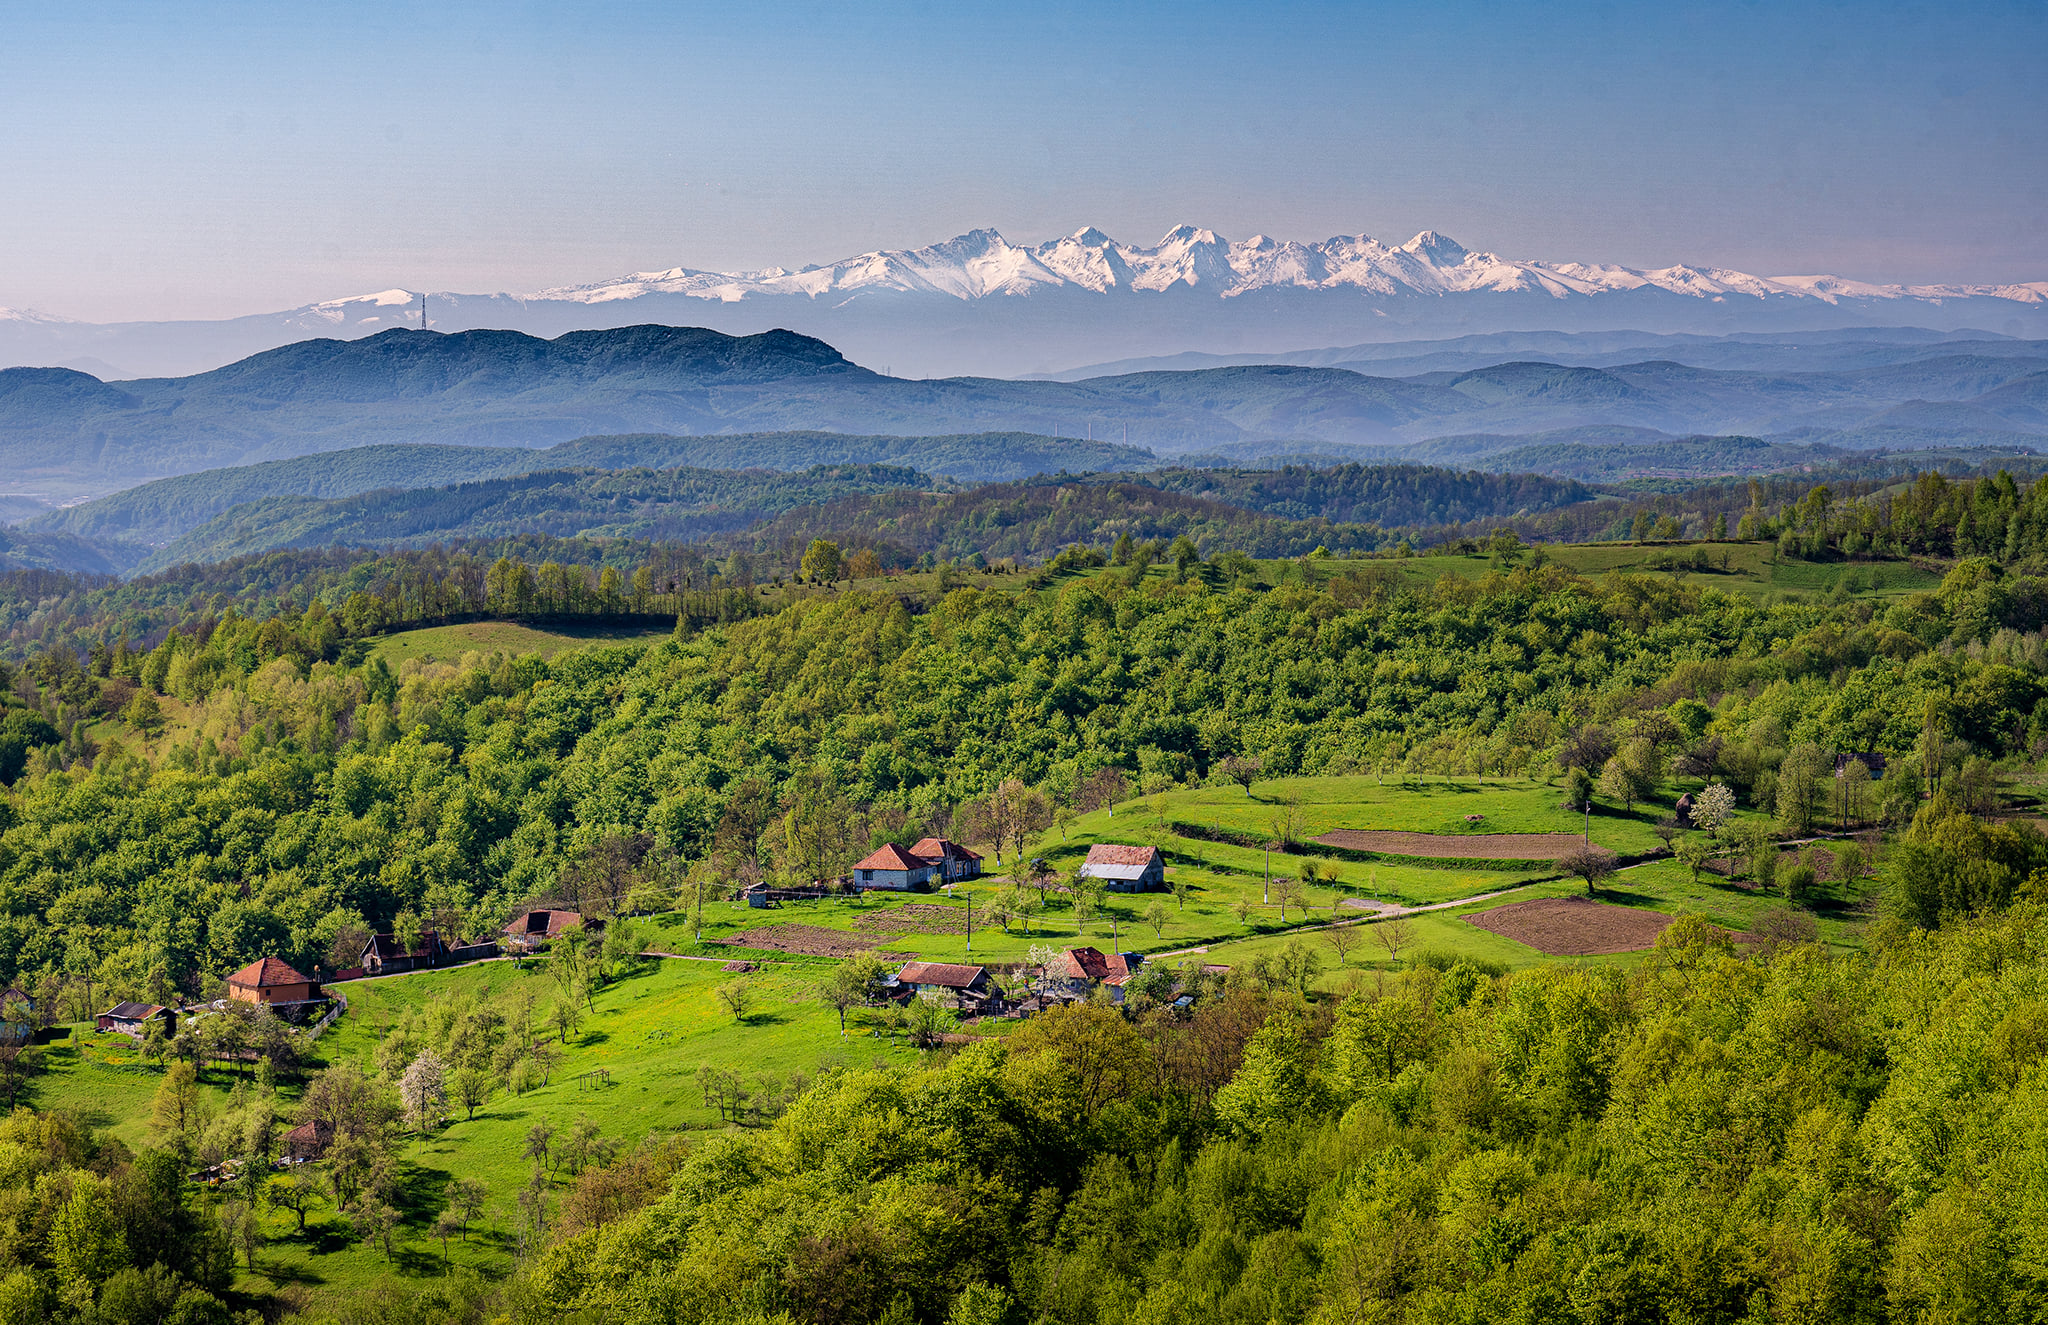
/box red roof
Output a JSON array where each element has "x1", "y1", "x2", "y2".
[
  {"x1": 910, "y1": 838, "x2": 982, "y2": 863},
  {"x1": 227, "y1": 956, "x2": 313, "y2": 988},
  {"x1": 503, "y1": 909, "x2": 583, "y2": 938},
  {"x1": 855, "y1": 843, "x2": 928, "y2": 872},
  {"x1": 1084, "y1": 844, "x2": 1161, "y2": 867},
  {"x1": 1056, "y1": 947, "x2": 1132, "y2": 981},
  {"x1": 896, "y1": 962, "x2": 987, "y2": 989}
]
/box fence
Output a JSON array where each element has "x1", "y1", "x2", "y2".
[{"x1": 305, "y1": 993, "x2": 349, "y2": 1043}]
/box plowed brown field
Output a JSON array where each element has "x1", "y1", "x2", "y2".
[
  {"x1": 1464, "y1": 895, "x2": 1672, "y2": 954},
  {"x1": 1315, "y1": 829, "x2": 1587, "y2": 859}
]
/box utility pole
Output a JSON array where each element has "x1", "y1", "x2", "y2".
[{"x1": 961, "y1": 888, "x2": 971, "y2": 958}]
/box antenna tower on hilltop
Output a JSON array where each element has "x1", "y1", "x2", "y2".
[{"x1": 419, "y1": 291, "x2": 428, "y2": 331}]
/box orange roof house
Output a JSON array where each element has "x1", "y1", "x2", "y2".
[
  {"x1": 895, "y1": 961, "x2": 993, "y2": 996},
  {"x1": 226, "y1": 956, "x2": 320, "y2": 1006},
  {"x1": 854, "y1": 843, "x2": 936, "y2": 891}
]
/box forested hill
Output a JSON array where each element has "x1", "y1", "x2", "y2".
[
  {"x1": 8, "y1": 469, "x2": 2048, "y2": 1321},
  {"x1": 24, "y1": 430, "x2": 1159, "y2": 554},
  {"x1": 710, "y1": 480, "x2": 1407, "y2": 566},
  {"x1": 5, "y1": 527, "x2": 2048, "y2": 983},
  {"x1": 137, "y1": 463, "x2": 940, "y2": 573},
  {"x1": 130, "y1": 461, "x2": 1595, "y2": 576},
  {"x1": 1118, "y1": 462, "x2": 1594, "y2": 525}
]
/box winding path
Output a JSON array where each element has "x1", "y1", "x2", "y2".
[{"x1": 1151, "y1": 882, "x2": 1541, "y2": 960}]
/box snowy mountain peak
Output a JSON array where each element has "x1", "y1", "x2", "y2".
[{"x1": 1403, "y1": 231, "x2": 1469, "y2": 264}]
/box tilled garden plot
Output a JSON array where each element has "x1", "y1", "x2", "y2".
[
  {"x1": 1317, "y1": 829, "x2": 1588, "y2": 860},
  {"x1": 1463, "y1": 895, "x2": 1673, "y2": 955},
  {"x1": 851, "y1": 904, "x2": 968, "y2": 935}
]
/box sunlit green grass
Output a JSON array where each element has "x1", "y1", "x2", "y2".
[{"x1": 371, "y1": 620, "x2": 673, "y2": 667}]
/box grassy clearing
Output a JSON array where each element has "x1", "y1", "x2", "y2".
[
  {"x1": 371, "y1": 620, "x2": 672, "y2": 667},
  {"x1": 32, "y1": 1028, "x2": 246, "y2": 1151},
  {"x1": 674, "y1": 777, "x2": 1761, "y2": 968},
  {"x1": 1174, "y1": 848, "x2": 1880, "y2": 991}
]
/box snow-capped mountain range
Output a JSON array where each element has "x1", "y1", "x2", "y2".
[
  {"x1": 4, "y1": 226, "x2": 2045, "y2": 380},
  {"x1": 506, "y1": 225, "x2": 2048, "y2": 308}
]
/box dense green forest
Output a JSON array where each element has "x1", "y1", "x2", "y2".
[
  {"x1": 6, "y1": 468, "x2": 2048, "y2": 1322},
  {"x1": 4, "y1": 485, "x2": 2047, "y2": 993},
  {"x1": 1107, "y1": 464, "x2": 1594, "y2": 527}
]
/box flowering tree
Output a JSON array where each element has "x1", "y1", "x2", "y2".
[{"x1": 1693, "y1": 782, "x2": 1737, "y2": 836}]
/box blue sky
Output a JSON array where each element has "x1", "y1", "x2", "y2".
[{"x1": 2, "y1": 0, "x2": 2042, "y2": 320}]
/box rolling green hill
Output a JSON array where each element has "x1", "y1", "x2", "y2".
[{"x1": 34, "y1": 430, "x2": 1160, "y2": 561}]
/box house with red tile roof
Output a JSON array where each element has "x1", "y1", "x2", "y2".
[
  {"x1": 1079, "y1": 843, "x2": 1165, "y2": 892},
  {"x1": 1053, "y1": 946, "x2": 1138, "y2": 985},
  {"x1": 502, "y1": 908, "x2": 586, "y2": 952},
  {"x1": 894, "y1": 961, "x2": 992, "y2": 995},
  {"x1": 227, "y1": 956, "x2": 321, "y2": 1006},
  {"x1": 854, "y1": 843, "x2": 935, "y2": 891},
  {"x1": 909, "y1": 837, "x2": 983, "y2": 882}
]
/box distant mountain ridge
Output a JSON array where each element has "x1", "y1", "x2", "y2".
[
  {"x1": 6, "y1": 323, "x2": 2047, "y2": 504},
  {"x1": 5, "y1": 226, "x2": 2044, "y2": 379}
]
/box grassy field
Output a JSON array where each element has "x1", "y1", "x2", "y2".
[
  {"x1": 370, "y1": 620, "x2": 673, "y2": 667},
  {"x1": 647, "y1": 776, "x2": 1776, "y2": 971},
  {"x1": 33, "y1": 1029, "x2": 230, "y2": 1151},
  {"x1": 1180, "y1": 848, "x2": 1878, "y2": 992}
]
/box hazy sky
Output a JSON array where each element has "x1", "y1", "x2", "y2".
[{"x1": 3, "y1": 0, "x2": 2043, "y2": 322}]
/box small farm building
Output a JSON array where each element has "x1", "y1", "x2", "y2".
[
  {"x1": 1079, "y1": 844, "x2": 1165, "y2": 892},
  {"x1": 97, "y1": 1002, "x2": 175, "y2": 1036}
]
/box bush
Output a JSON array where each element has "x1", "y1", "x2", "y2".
[
  {"x1": 1782, "y1": 864, "x2": 1818, "y2": 902},
  {"x1": 1412, "y1": 949, "x2": 1509, "y2": 978}
]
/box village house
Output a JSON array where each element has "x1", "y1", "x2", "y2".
[
  {"x1": 1079, "y1": 843, "x2": 1166, "y2": 892},
  {"x1": 226, "y1": 956, "x2": 322, "y2": 1008},
  {"x1": 1049, "y1": 947, "x2": 1143, "y2": 1001},
  {"x1": 502, "y1": 908, "x2": 587, "y2": 953},
  {"x1": 893, "y1": 960, "x2": 1000, "y2": 1011},
  {"x1": 910, "y1": 838, "x2": 984, "y2": 882},
  {"x1": 281, "y1": 1118, "x2": 333, "y2": 1163},
  {"x1": 854, "y1": 843, "x2": 936, "y2": 891},
  {"x1": 97, "y1": 1002, "x2": 175, "y2": 1037}
]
